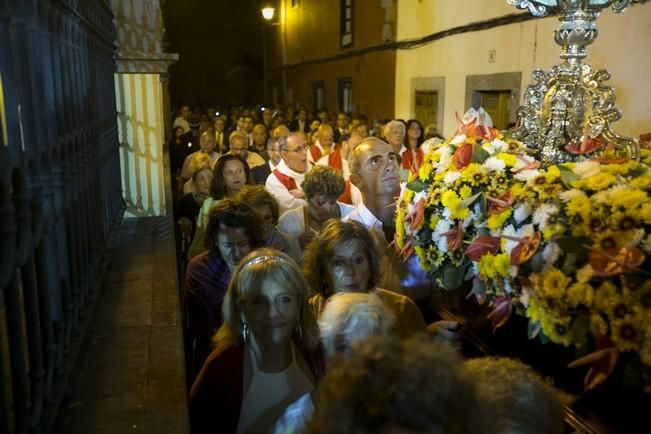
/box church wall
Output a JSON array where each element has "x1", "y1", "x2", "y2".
[{"x1": 395, "y1": 2, "x2": 651, "y2": 138}]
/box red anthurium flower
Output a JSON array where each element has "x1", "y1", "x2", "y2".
[
  {"x1": 503, "y1": 232, "x2": 542, "y2": 266},
  {"x1": 486, "y1": 191, "x2": 514, "y2": 216},
  {"x1": 454, "y1": 111, "x2": 479, "y2": 138},
  {"x1": 565, "y1": 127, "x2": 603, "y2": 155},
  {"x1": 478, "y1": 123, "x2": 499, "y2": 141},
  {"x1": 406, "y1": 198, "x2": 426, "y2": 231},
  {"x1": 442, "y1": 224, "x2": 464, "y2": 252},
  {"x1": 589, "y1": 247, "x2": 645, "y2": 277},
  {"x1": 453, "y1": 143, "x2": 474, "y2": 170},
  {"x1": 398, "y1": 239, "x2": 414, "y2": 260},
  {"x1": 465, "y1": 236, "x2": 501, "y2": 261},
  {"x1": 487, "y1": 297, "x2": 513, "y2": 331},
  {"x1": 568, "y1": 337, "x2": 619, "y2": 392},
  {"x1": 513, "y1": 155, "x2": 541, "y2": 173}
]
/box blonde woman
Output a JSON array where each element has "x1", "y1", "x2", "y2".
[{"x1": 190, "y1": 249, "x2": 324, "y2": 434}]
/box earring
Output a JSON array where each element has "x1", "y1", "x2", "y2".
[{"x1": 242, "y1": 321, "x2": 250, "y2": 343}]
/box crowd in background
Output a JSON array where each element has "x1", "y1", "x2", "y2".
[{"x1": 167, "y1": 103, "x2": 570, "y2": 434}]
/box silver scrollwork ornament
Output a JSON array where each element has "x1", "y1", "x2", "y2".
[{"x1": 508, "y1": 0, "x2": 648, "y2": 165}]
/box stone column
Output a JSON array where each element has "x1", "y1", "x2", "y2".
[{"x1": 111, "y1": 0, "x2": 178, "y2": 217}]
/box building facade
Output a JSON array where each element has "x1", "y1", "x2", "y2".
[
  {"x1": 394, "y1": 0, "x2": 651, "y2": 138},
  {"x1": 266, "y1": 0, "x2": 397, "y2": 120}
]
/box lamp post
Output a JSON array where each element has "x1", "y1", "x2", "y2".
[{"x1": 261, "y1": 7, "x2": 275, "y2": 105}]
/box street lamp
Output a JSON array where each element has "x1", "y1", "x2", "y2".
[{"x1": 261, "y1": 7, "x2": 275, "y2": 21}]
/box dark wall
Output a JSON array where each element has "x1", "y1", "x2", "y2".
[{"x1": 163, "y1": 0, "x2": 265, "y2": 108}]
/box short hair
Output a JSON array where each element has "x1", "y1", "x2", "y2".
[
  {"x1": 210, "y1": 154, "x2": 252, "y2": 200},
  {"x1": 347, "y1": 136, "x2": 387, "y2": 176},
  {"x1": 384, "y1": 119, "x2": 405, "y2": 137},
  {"x1": 216, "y1": 248, "x2": 320, "y2": 349},
  {"x1": 318, "y1": 292, "x2": 395, "y2": 360},
  {"x1": 266, "y1": 137, "x2": 280, "y2": 150},
  {"x1": 301, "y1": 166, "x2": 345, "y2": 200},
  {"x1": 272, "y1": 125, "x2": 290, "y2": 139},
  {"x1": 229, "y1": 131, "x2": 248, "y2": 146},
  {"x1": 302, "y1": 220, "x2": 379, "y2": 296},
  {"x1": 235, "y1": 184, "x2": 280, "y2": 225},
  {"x1": 203, "y1": 199, "x2": 264, "y2": 256},
  {"x1": 306, "y1": 334, "x2": 487, "y2": 434},
  {"x1": 464, "y1": 357, "x2": 567, "y2": 434},
  {"x1": 278, "y1": 132, "x2": 302, "y2": 151},
  {"x1": 191, "y1": 166, "x2": 213, "y2": 183},
  {"x1": 188, "y1": 152, "x2": 211, "y2": 174},
  {"x1": 316, "y1": 123, "x2": 333, "y2": 136}
]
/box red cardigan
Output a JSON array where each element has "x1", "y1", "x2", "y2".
[{"x1": 189, "y1": 340, "x2": 325, "y2": 434}]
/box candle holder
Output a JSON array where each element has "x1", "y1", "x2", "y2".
[{"x1": 508, "y1": 0, "x2": 647, "y2": 165}]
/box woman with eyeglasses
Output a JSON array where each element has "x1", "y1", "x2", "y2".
[{"x1": 189, "y1": 248, "x2": 324, "y2": 434}]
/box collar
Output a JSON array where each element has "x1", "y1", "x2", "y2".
[
  {"x1": 400, "y1": 145, "x2": 408, "y2": 155},
  {"x1": 277, "y1": 159, "x2": 310, "y2": 177},
  {"x1": 352, "y1": 202, "x2": 383, "y2": 232}
]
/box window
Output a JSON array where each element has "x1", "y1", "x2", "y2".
[
  {"x1": 338, "y1": 77, "x2": 352, "y2": 114},
  {"x1": 415, "y1": 91, "x2": 439, "y2": 131},
  {"x1": 340, "y1": 0, "x2": 354, "y2": 48},
  {"x1": 313, "y1": 80, "x2": 325, "y2": 113}
]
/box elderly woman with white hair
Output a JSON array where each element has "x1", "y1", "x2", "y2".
[
  {"x1": 271, "y1": 292, "x2": 397, "y2": 434},
  {"x1": 383, "y1": 119, "x2": 406, "y2": 156},
  {"x1": 189, "y1": 248, "x2": 324, "y2": 434}
]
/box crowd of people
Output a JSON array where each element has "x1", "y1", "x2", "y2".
[{"x1": 170, "y1": 104, "x2": 570, "y2": 434}]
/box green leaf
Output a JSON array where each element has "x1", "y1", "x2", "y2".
[
  {"x1": 459, "y1": 192, "x2": 482, "y2": 209},
  {"x1": 405, "y1": 179, "x2": 426, "y2": 192},
  {"x1": 556, "y1": 236, "x2": 591, "y2": 254},
  {"x1": 570, "y1": 313, "x2": 590, "y2": 345},
  {"x1": 472, "y1": 145, "x2": 490, "y2": 164},
  {"x1": 539, "y1": 330, "x2": 550, "y2": 345},
  {"x1": 442, "y1": 263, "x2": 466, "y2": 291},
  {"x1": 527, "y1": 319, "x2": 542, "y2": 340},
  {"x1": 558, "y1": 165, "x2": 580, "y2": 188}
]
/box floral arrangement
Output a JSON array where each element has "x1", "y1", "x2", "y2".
[{"x1": 396, "y1": 115, "x2": 651, "y2": 390}]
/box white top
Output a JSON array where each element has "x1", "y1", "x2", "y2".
[
  {"x1": 277, "y1": 202, "x2": 354, "y2": 238},
  {"x1": 236, "y1": 344, "x2": 314, "y2": 434},
  {"x1": 270, "y1": 392, "x2": 314, "y2": 434},
  {"x1": 343, "y1": 202, "x2": 429, "y2": 299},
  {"x1": 265, "y1": 160, "x2": 311, "y2": 214},
  {"x1": 316, "y1": 153, "x2": 351, "y2": 180}
]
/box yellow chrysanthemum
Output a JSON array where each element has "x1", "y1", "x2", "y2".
[
  {"x1": 590, "y1": 314, "x2": 608, "y2": 337},
  {"x1": 478, "y1": 253, "x2": 510, "y2": 280},
  {"x1": 460, "y1": 163, "x2": 483, "y2": 185},
  {"x1": 611, "y1": 308, "x2": 646, "y2": 352},
  {"x1": 545, "y1": 165, "x2": 561, "y2": 182},
  {"x1": 441, "y1": 190, "x2": 470, "y2": 220},
  {"x1": 640, "y1": 202, "x2": 651, "y2": 225},
  {"x1": 541, "y1": 267, "x2": 572, "y2": 296},
  {"x1": 487, "y1": 209, "x2": 513, "y2": 232},
  {"x1": 609, "y1": 187, "x2": 649, "y2": 210},
  {"x1": 575, "y1": 264, "x2": 594, "y2": 283},
  {"x1": 418, "y1": 161, "x2": 433, "y2": 182},
  {"x1": 566, "y1": 282, "x2": 594, "y2": 308},
  {"x1": 542, "y1": 222, "x2": 566, "y2": 241},
  {"x1": 414, "y1": 246, "x2": 431, "y2": 272},
  {"x1": 496, "y1": 152, "x2": 517, "y2": 167},
  {"x1": 593, "y1": 281, "x2": 621, "y2": 315},
  {"x1": 428, "y1": 214, "x2": 439, "y2": 231},
  {"x1": 585, "y1": 172, "x2": 617, "y2": 191},
  {"x1": 630, "y1": 172, "x2": 651, "y2": 190},
  {"x1": 458, "y1": 185, "x2": 473, "y2": 200}
]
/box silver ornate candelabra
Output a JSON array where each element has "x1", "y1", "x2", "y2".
[{"x1": 508, "y1": 0, "x2": 647, "y2": 165}]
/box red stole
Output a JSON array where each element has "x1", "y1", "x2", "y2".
[
  {"x1": 272, "y1": 169, "x2": 298, "y2": 191},
  {"x1": 309, "y1": 144, "x2": 322, "y2": 162},
  {"x1": 328, "y1": 149, "x2": 343, "y2": 172},
  {"x1": 338, "y1": 180, "x2": 353, "y2": 205}
]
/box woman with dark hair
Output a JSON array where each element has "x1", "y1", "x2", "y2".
[
  {"x1": 236, "y1": 185, "x2": 301, "y2": 262},
  {"x1": 176, "y1": 167, "x2": 213, "y2": 244},
  {"x1": 402, "y1": 119, "x2": 425, "y2": 172},
  {"x1": 188, "y1": 154, "x2": 254, "y2": 259},
  {"x1": 184, "y1": 199, "x2": 264, "y2": 375},
  {"x1": 190, "y1": 248, "x2": 324, "y2": 434},
  {"x1": 303, "y1": 220, "x2": 426, "y2": 336}
]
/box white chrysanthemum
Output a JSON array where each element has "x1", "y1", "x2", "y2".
[
  {"x1": 558, "y1": 189, "x2": 586, "y2": 202},
  {"x1": 513, "y1": 203, "x2": 533, "y2": 224},
  {"x1": 502, "y1": 224, "x2": 534, "y2": 255},
  {"x1": 444, "y1": 171, "x2": 462, "y2": 184},
  {"x1": 504, "y1": 280, "x2": 514, "y2": 295},
  {"x1": 436, "y1": 236, "x2": 449, "y2": 253},
  {"x1": 450, "y1": 134, "x2": 466, "y2": 145},
  {"x1": 542, "y1": 242, "x2": 561, "y2": 268},
  {"x1": 413, "y1": 190, "x2": 428, "y2": 204},
  {"x1": 436, "y1": 146, "x2": 453, "y2": 173},
  {"x1": 532, "y1": 203, "x2": 558, "y2": 229},
  {"x1": 432, "y1": 219, "x2": 451, "y2": 241},
  {"x1": 509, "y1": 265, "x2": 519, "y2": 278},
  {"x1": 573, "y1": 160, "x2": 601, "y2": 179},
  {"x1": 482, "y1": 138, "x2": 509, "y2": 155},
  {"x1": 519, "y1": 287, "x2": 531, "y2": 308},
  {"x1": 482, "y1": 156, "x2": 506, "y2": 173},
  {"x1": 514, "y1": 169, "x2": 540, "y2": 182}
]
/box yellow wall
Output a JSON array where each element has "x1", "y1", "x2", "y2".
[
  {"x1": 115, "y1": 73, "x2": 167, "y2": 217},
  {"x1": 395, "y1": 2, "x2": 651, "y2": 138},
  {"x1": 267, "y1": 0, "x2": 396, "y2": 118}
]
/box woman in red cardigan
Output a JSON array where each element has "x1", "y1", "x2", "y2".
[
  {"x1": 402, "y1": 119, "x2": 425, "y2": 173},
  {"x1": 189, "y1": 248, "x2": 325, "y2": 434}
]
